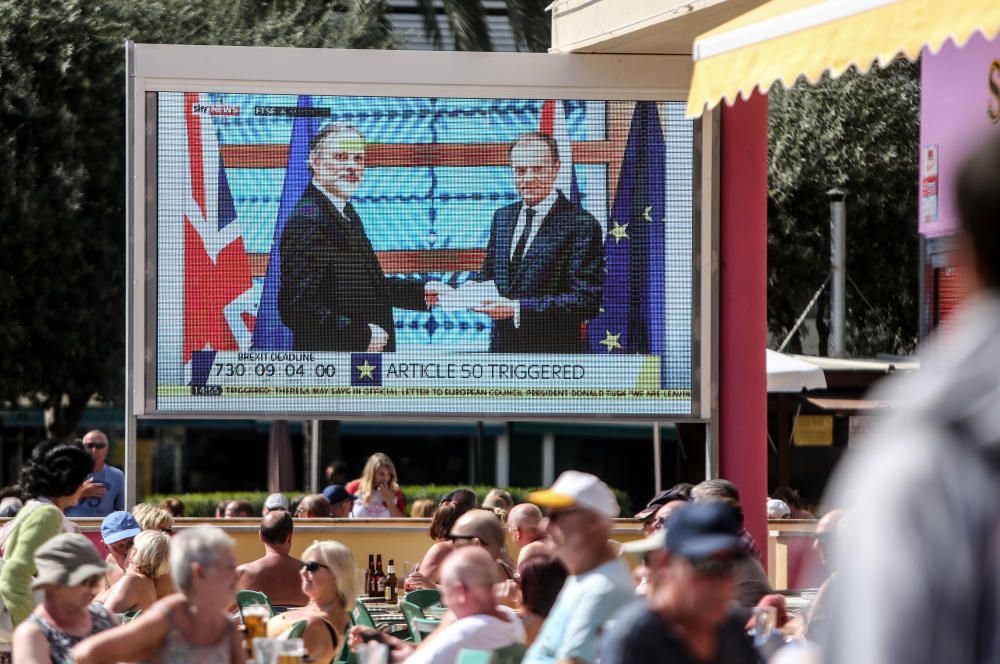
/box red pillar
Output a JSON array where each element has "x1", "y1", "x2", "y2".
[{"x1": 719, "y1": 92, "x2": 768, "y2": 562}]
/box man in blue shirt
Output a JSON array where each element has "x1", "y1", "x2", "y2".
[
  {"x1": 525, "y1": 471, "x2": 635, "y2": 664},
  {"x1": 65, "y1": 430, "x2": 124, "y2": 517}
]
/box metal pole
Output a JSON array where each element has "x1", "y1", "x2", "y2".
[
  {"x1": 123, "y1": 41, "x2": 138, "y2": 510},
  {"x1": 495, "y1": 430, "x2": 509, "y2": 488},
  {"x1": 828, "y1": 188, "x2": 847, "y2": 357},
  {"x1": 652, "y1": 423, "x2": 662, "y2": 493},
  {"x1": 309, "y1": 420, "x2": 320, "y2": 493},
  {"x1": 541, "y1": 433, "x2": 555, "y2": 486}
]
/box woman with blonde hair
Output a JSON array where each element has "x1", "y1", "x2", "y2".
[
  {"x1": 347, "y1": 453, "x2": 405, "y2": 518},
  {"x1": 131, "y1": 504, "x2": 174, "y2": 533},
  {"x1": 102, "y1": 530, "x2": 170, "y2": 614},
  {"x1": 482, "y1": 488, "x2": 514, "y2": 522},
  {"x1": 128, "y1": 503, "x2": 177, "y2": 598},
  {"x1": 267, "y1": 541, "x2": 355, "y2": 664},
  {"x1": 72, "y1": 526, "x2": 245, "y2": 664}
]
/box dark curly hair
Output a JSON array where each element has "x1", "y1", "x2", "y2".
[{"x1": 20, "y1": 440, "x2": 93, "y2": 500}]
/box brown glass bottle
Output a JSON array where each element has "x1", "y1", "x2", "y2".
[
  {"x1": 374, "y1": 554, "x2": 386, "y2": 598},
  {"x1": 367, "y1": 554, "x2": 376, "y2": 597},
  {"x1": 384, "y1": 559, "x2": 398, "y2": 603}
]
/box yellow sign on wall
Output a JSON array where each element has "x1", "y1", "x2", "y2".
[{"x1": 793, "y1": 415, "x2": 833, "y2": 447}]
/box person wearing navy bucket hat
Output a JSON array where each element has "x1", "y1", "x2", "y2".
[{"x1": 601, "y1": 502, "x2": 760, "y2": 664}]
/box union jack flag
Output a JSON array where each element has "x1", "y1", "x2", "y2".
[{"x1": 180, "y1": 92, "x2": 254, "y2": 365}]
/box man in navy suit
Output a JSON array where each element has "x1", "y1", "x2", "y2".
[
  {"x1": 472, "y1": 132, "x2": 604, "y2": 353},
  {"x1": 278, "y1": 124, "x2": 434, "y2": 352}
]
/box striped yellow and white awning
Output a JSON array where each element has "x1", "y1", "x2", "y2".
[{"x1": 687, "y1": 0, "x2": 1000, "y2": 117}]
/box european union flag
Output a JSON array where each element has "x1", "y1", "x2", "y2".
[
  {"x1": 351, "y1": 353, "x2": 382, "y2": 386},
  {"x1": 251, "y1": 96, "x2": 322, "y2": 350},
  {"x1": 587, "y1": 102, "x2": 667, "y2": 383}
]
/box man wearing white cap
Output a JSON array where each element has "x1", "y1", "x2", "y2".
[
  {"x1": 262, "y1": 493, "x2": 290, "y2": 516},
  {"x1": 523, "y1": 471, "x2": 634, "y2": 664}
]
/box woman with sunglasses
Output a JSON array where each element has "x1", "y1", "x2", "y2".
[
  {"x1": 12, "y1": 534, "x2": 117, "y2": 664},
  {"x1": 267, "y1": 541, "x2": 355, "y2": 664}
]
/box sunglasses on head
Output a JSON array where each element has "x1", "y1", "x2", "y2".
[{"x1": 301, "y1": 560, "x2": 330, "y2": 574}]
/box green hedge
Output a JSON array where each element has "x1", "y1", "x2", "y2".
[{"x1": 147, "y1": 485, "x2": 631, "y2": 518}]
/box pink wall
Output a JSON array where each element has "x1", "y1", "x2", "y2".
[
  {"x1": 920, "y1": 32, "x2": 1000, "y2": 237},
  {"x1": 720, "y1": 92, "x2": 768, "y2": 563}
]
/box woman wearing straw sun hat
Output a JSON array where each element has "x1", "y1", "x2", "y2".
[{"x1": 11, "y1": 533, "x2": 117, "y2": 663}]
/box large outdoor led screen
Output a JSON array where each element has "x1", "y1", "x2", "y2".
[{"x1": 152, "y1": 90, "x2": 696, "y2": 417}]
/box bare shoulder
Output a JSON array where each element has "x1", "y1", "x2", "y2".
[
  {"x1": 425, "y1": 540, "x2": 453, "y2": 563},
  {"x1": 517, "y1": 540, "x2": 551, "y2": 564}
]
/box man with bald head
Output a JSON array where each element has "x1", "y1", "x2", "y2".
[
  {"x1": 447, "y1": 509, "x2": 518, "y2": 580},
  {"x1": 235, "y1": 511, "x2": 308, "y2": 607},
  {"x1": 65, "y1": 430, "x2": 125, "y2": 517},
  {"x1": 350, "y1": 547, "x2": 525, "y2": 663},
  {"x1": 508, "y1": 503, "x2": 551, "y2": 564},
  {"x1": 295, "y1": 493, "x2": 332, "y2": 519},
  {"x1": 278, "y1": 123, "x2": 437, "y2": 352},
  {"x1": 803, "y1": 509, "x2": 843, "y2": 644}
]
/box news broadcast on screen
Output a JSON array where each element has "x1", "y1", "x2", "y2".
[{"x1": 151, "y1": 90, "x2": 696, "y2": 417}]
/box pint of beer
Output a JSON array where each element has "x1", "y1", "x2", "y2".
[
  {"x1": 278, "y1": 638, "x2": 305, "y2": 664},
  {"x1": 243, "y1": 605, "x2": 270, "y2": 656}
]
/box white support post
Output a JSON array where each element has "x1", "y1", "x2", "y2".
[
  {"x1": 309, "y1": 420, "x2": 320, "y2": 494},
  {"x1": 495, "y1": 432, "x2": 510, "y2": 488},
  {"x1": 124, "y1": 415, "x2": 138, "y2": 509},
  {"x1": 542, "y1": 433, "x2": 555, "y2": 486},
  {"x1": 653, "y1": 423, "x2": 662, "y2": 493}
]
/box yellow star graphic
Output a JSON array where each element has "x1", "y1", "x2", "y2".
[
  {"x1": 643, "y1": 206, "x2": 652, "y2": 221},
  {"x1": 608, "y1": 220, "x2": 629, "y2": 244},
  {"x1": 356, "y1": 359, "x2": 377, "y2": 380},
  {"x1": 599, "y1": 330, "x2": 622, "y2": 353}
]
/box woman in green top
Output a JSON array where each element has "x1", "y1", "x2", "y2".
[{"x1": 0, "y1": 441, "x2": 93, "y2": 627}]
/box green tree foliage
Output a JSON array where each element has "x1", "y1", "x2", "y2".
[
  {"x1": 414, "y1": 0, "x2": 549, "y2": 52},
  {"x1": 0, "y1": 0, "x2": 394, "y2": 438},
  {"x1": 768, "y1": 60, "x2": 921, "y2": 356}
]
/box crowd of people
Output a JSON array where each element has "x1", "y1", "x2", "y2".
[{"x1": 0, "y1": 437, "x2": 844, "y2": 664}]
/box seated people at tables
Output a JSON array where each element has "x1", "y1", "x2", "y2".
[
  {"x1": 102, "y1": 530, "x2": 170, "y2": 614},
  {"x1": 322, "y1": 485, "x2": 356, "y2": 518},
  {"x1": 12, "y1": 534, "x2": 117, "y2": 664},
  {"x1": 803, "y1": 509, "x2": 844, "y2": 645},
  {"x1": 634, "y1": 489, "x2": 691, "y2": 536},
  {"x1": 236, "y1": 511, "x2": 309, "y2": 608},
  {"x1": 692, "y1": 496, "x2": 772, "y2": 609},
  {"x1": 158, "y1": 497, "x2": 184, "y2": 518},
  {"x1": 97, "y1": 511, "x2": 142, "y2": 594},
  {"x1": 225, "y1": 499, "x2": 255, "y2": 519},
  {"x1": 0, "y1": 441, "x2": 92, "y2": 627},
  {"x1": 482, "y1": 489, "x2": 514, "y2": 522},
  {"x1": 523, "y1": 471, "x2": 634, "y2": 664},
  {"x1": 508, "y1": 504, "x2": 552, "y2": 565},
  {"x1": 406, "y1": 488, "x2": 477, "y2": 589},
  {"x1": 409, "y1": 499, "x2": 436, "y2": 518},
  {"x1": 348, "y1": 453, "x2": 406, "y2": 518},
  {"x1": 692, "y1": 479, "x2": 762, "y2": 561},
  {"x1": 266, "y1": 541, "x2": 355, "y2": 664},
  {"x1": 64, "y1": 430, "x2": 124, "y2": 518},
  {"x1": 600, "y1": 502, "x2": 759, "y2": 664},
  {"x1": 295, "y1": 494, "x2": 332, "y2": 519},
  {"x1": 408, "y1": 509, "x2": 517, "y2": 600},
  {"x1": 517, "y1": 553, "x2": 568, "y2": 646},
  {"x1": 129, "y1": 504, "x2": 176, "y2": 598},
  {"x1": 350, "y1": 547, "x2": 525, "y2": 664},
  {"x1": 72, "y1": 526, "x2": 246, "y2": 664},
  {"x1": 262, "y1": 493, "x2": 290, "y2": 516}
]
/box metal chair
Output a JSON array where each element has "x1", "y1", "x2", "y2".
[
  {"x1": 280, "y1": 619, "x2": 308, "y2": 639},
  {"x1": 457, "y1": 650, "x2": 492, "y2": 664},
  {"x1": 236, "y1": 589, "x2": 275, "y2": 623},
  {"x1": 402, "y1": 588, "x2": 441, "y2": 609},
  {"x1": 351, "y1": 599, "x2": 376, "y2": 628}
]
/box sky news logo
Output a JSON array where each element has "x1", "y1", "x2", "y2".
[{"x1": 191, "y1": 104, "x2": 241, "y2": 116}]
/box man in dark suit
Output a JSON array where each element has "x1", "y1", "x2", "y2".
[
  {"x1": 278, "y1": 124, "x2": 433, "y2": 352},
  {"x1": 472, "y1": 132, "x2": 604, "y2": 353}
]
